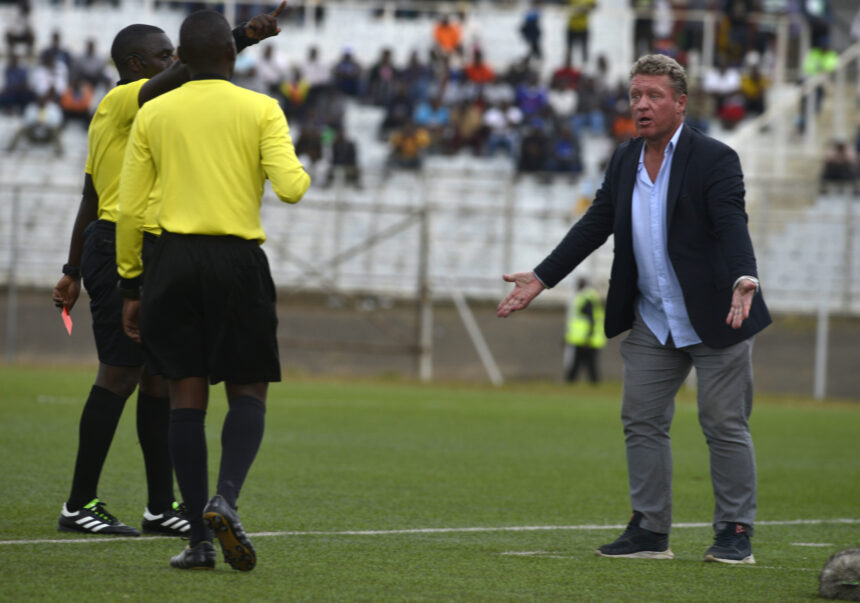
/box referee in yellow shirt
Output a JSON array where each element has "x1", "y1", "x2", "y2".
[
  {"x1": 117, "y1": 9, "x2": 310, "y2": 571},
  {"x1": 52, "y1": 9, "x2": 283, "y2": 537}
]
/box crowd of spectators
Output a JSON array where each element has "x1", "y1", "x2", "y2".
[
  {"x1": 3, "y1": 1, "x2": 111, "y2": 155},
  {"x1": 1, "y1": 0, "x2": 848, "y2": 187},
  {"x1": 221, "y1": 0, "x2": 816, "y2": 184},
  {"x1": 234, "y1": 31, "x2": 643, "y2": 183}
]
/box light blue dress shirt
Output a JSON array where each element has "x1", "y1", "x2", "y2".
[{"x1": 631, "y1": 123, "x2": 701, "y2": 348}]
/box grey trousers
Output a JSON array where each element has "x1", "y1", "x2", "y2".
[{"x1": 619, "y1": 314, "x2": 757, "y2": 535}]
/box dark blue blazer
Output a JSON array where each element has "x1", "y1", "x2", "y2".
[{"x1": 534, "y1": 125, "x2": 771, "y2": 348}]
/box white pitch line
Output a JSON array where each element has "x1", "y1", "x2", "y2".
[
  {"x1": 496, "y1": 552, "x2": 823, "y2": 571},
  {"x1": 2, "y1": 518, "x2": 859, "y2": 546}
]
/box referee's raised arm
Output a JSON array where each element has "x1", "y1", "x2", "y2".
[{"x1": 138, "y1": 1, "x2": 287, "y2": 107}]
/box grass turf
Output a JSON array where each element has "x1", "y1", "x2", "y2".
[{"x1": 1, "y1": 365, "x2": 858, "y2": 601}]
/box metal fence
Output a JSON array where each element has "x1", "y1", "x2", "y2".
[
  {"x1": 3, "y1": 169, "x2": 859, "y2": 392},
  {"x1": 2, "y1": 171, "x2": 859, "y2": 309}
]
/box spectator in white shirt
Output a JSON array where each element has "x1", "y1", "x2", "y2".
[
  {"x1": 254, "y1": 44, "x2": 288, "y2": 97},
  {"x1": 30, "y1": 52, "x2": 69, "y2": 99},
  {"x1": 703, "y1": 56, "x2": 741, "y2": 115},
  {"x1": 483, "y1": 100, "x2": 522, "y2": 159},
  {"x1": 6, "y1": 92, "x2": 64, "y2": 156},
  {"x1": 302, "y1": 45, "x2": 331, "y2": 105}
]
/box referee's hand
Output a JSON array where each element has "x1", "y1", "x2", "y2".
[
  {"x1": 245, "y1": 1, "x2": 286, "y2": 41},
  {"x1": 53, "y1": 275, "x2": 80, "y2": 311},
  {"x1": 122, "y1": 298, "x2": 142, "y2": 344}
]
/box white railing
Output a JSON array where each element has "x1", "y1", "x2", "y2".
[
  {"x1": 2, "y1": 170, "x2": 858, "y2": 313},
  {"x1": 727, "y1": 41, "x2": 860, "y2": 183}
]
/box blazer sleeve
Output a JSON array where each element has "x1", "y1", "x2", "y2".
[
  {"x1": 704, "y1": 142, "x2": 759, "y2": 281},
  {"x1": 533, "y1": 143, "x2": 625, "y2": 287}
]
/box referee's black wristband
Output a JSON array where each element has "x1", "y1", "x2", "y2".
[
  {"x1": 62, "y1": 263, "x2": 81, "y2": 278},
  {"x1": 117, "y1": 277, "x2": 142, "y2": 300},
  {"x1": 232, "y1": 23, "x2": 259, "y2": 52}
]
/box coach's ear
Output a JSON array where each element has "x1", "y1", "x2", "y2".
[{"x1": 177, "y1": 45, "x2": 188, "y2": 65}]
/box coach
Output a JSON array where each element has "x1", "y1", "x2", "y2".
[
  {"x1": 497, "y1": 54, "x2": 771, "y2": 564},
  {"x1": 116, "y1": 9, "x2": 310, "y2": 570}
]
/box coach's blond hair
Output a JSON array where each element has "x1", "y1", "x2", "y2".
[{"x1": 630, "y1": 54, "x2": 688, "y2": 98}]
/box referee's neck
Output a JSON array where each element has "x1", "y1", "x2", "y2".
[{"x1": 190, "y1": 73, "x2": 230, "y2": 81}]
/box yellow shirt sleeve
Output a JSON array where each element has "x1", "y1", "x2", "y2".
[
  {"x1": 86, "y1": 79, "x2": 149, "y2": 223},
  {"x1": 260, "y1": 102, "x2": 311, "y2": 204},
  {"x1": 116, "y1": 111, "x2": 157, "y2": 279}
]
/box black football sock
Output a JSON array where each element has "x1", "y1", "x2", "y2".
[
  {"x1": 67, "y1": 386, "x2": 128, "y2": 511},
  {"x1": 217, "y1": 396, "x2": 266, "y2": 509},
  {"x1": 169, "y1": 408, "x2": 208, "y2": 545},
  {"x1": 136, "y1": 392, "x2": 175, "y2": 514}
]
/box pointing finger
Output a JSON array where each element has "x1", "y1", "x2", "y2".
[{"x1": 271, "y1": 0, "x2": 286, "y2": 18}]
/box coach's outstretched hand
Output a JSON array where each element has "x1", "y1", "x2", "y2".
[
  {"x1": 245, "y1": 1, "x2": 286, "y2": 41},
  {"x1": 725, "y1": 278, "x2": 757, "y2": 330},
  {"x1": 122, "y1": 298, "x2": 142, "y2": 344},
  {"x1": 53, "y1": 275, "x2": 81, "y2": 311},
  {"x1": 497, "y1": 271, "x2": 545, "y2": 318}
]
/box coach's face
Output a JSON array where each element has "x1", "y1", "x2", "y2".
[{"x1": 629, "y1": 74, "x2": 686, "y2": 145}]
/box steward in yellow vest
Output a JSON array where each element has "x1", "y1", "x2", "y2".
[{"x1": 565, "y1": 278, "x2": 605, "y2": 383}]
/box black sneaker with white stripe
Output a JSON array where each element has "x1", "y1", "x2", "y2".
[
  {"x1": 595, "y1": 511, "x2": 674, "y2": 559},
  {"x1": 704, "y1": 523, "x2": 756, "y2": 564},
  {"x1": 58, "y1": 499, "x2": 140, "y2": 536},
  {"x1": 142, "y1": 501, "x2": 191, "y2": 536}
]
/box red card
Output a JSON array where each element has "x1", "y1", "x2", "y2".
[{"x1": 62, "y1": 307, "x2": 73, "y2": 335}]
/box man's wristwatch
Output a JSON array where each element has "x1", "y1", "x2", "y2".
[
  {"x1": 62, "y1": 263, "x2": 81, "y2": 278},
  {"x1": 117, "y1": 277, "x2": 142, "y2": 300}
]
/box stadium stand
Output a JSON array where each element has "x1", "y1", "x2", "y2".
[{"x1": 1, "y1": 0, "x2": 859, "y2": 318}]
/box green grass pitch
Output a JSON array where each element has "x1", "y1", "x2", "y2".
[{"x1": 1, "y1": 365, "x2": 858, "y2": 601}]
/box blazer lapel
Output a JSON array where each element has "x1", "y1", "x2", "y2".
[
  {"x1": 666, "y1": 124, "x2": 693, "y2": 228},
  {"x1": 617, "y1": 138, "x2": 641, "y2": 218},
  {"x1": 610, "y1": 137, "x2": 641, "y2": 253}
]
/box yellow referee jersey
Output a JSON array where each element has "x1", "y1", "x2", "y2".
[
  {"x1": 116, "y1": 77, "x2": 310, "y2": 279},
  {"x1": 86, "y1": 79, "x2": 160, "y2": 233}
]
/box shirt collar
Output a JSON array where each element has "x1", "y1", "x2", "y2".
[
  {"x1": 638, "y1": 121, "x2": 685, "y2": 166},
  {"x1": 191, "y1": 73, "x2": 230, "y2": 81}
]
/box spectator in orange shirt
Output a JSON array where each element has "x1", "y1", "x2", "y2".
[
  {"x1": 433, "y1": 15, "x2": 462, "y2": 56},
  {"x1": 59, "y1": 77, "x2": 94, "y2": 127},
  {"x1": 609, "y1": 100, "x2": 637, "y2": 144},
  {"x1": 464, "y1": 49, "x2": 495, "y2": 85}
]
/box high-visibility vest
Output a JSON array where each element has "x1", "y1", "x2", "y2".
[
  {"x1": 565, "y1": 288, "x2": 606, "y2": 348},
  {"x1": 803, "y1": 47, "x2": 838, "y2": 77}
]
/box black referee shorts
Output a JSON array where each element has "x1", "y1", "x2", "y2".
[
  {"x1": 139, "y1": 232, "x2": 281, "y2": 384},
  {"x1": 81, "y1": 220, "x2": 156, "y2": 367}
]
